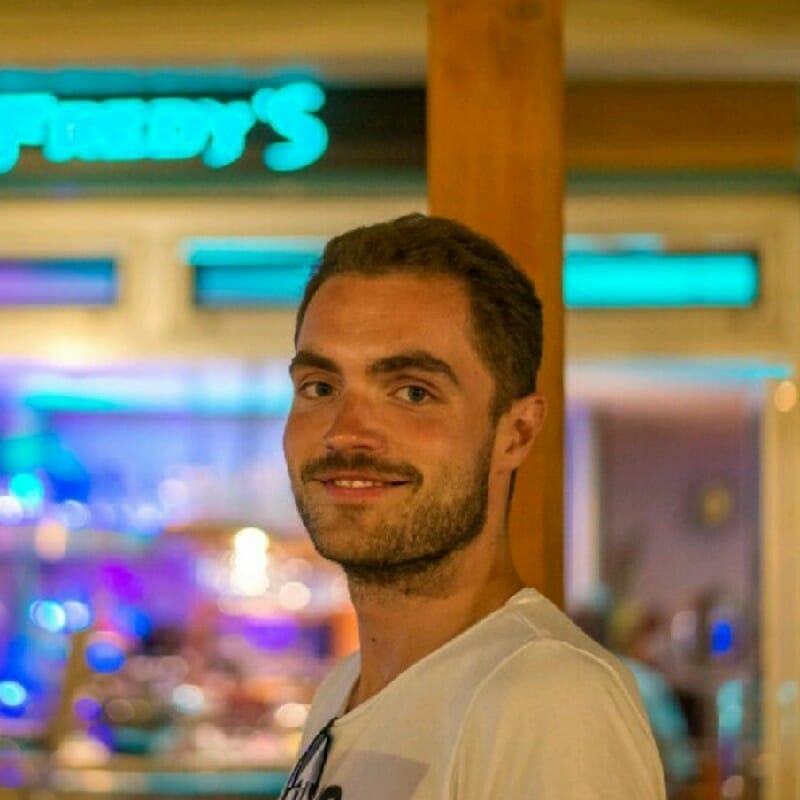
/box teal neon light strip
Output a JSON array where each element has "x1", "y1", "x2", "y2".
[
  {"x1": 564, "y1": 252, "x2": 758, "y2": 309},
  {"x1": 195, "y1": 263, "x2": 315, "y2": 306},
  {"x1": 186, "y1": 237, "x2": 324, "y2": 307},
  {"x1": 184, "y1": 237, "x2": 327, "y2": 267},
  {"x1": 21, "y1": 365, "x2": 293, "y2": 416},
  {"x1": 569, "y1": 358, "x2": 793, "y2": 386},
  {"x1": 186, "y1": 240, "x2": 759, "y2": 310},
  {"x1": 48, "y1": 768, "x2": 288, "y2": 796},
  {"x1": 564, "y1": 233, "x2": 665, "y2": 254},
  {"x1": 0, "y1": 81, "x2": 327, "y2": 174}
]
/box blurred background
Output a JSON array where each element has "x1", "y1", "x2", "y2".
[{"x1": 1, "y1": 1, "x2": 800, "y2": 798}]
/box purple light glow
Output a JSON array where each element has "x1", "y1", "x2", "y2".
[
  {"x1": 87, "y1": 722, "x2": 114, "y2": 749},
  {"x1": 0, "y1": 259, "x2": 116, "y2": 306},
  {"x1": 74, "y1": 695, "x2": 103, "y2": 722},
  {"x1": 99, "y1": 561, "x2": 144, "y2": 603},
  {"x1": 235, "y1": 617, "x2": 301, "y2": 653},
  {"x1": 0, "y1": 762, "x2": 25, "y2": 789}
]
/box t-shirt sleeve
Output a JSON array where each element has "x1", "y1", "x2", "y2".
[{"x1": 450, "y1": 640, "x2": 666, "y2": 800}]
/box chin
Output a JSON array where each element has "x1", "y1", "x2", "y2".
[{"x1": 307, "y1": 530, "x2": 364, "y2": 562}]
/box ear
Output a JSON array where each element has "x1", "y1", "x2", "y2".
[{"x1": 494, "y1": 392, "x2": 547, "y2": 471}]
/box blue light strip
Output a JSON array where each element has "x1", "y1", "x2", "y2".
[
  {"x1": 21, "y1": 365, "x2": 294, "y2": 416},
  {"x1": 0, "y1": 257, "x2": 116, "y2": 306},
  {"x1": 194, "y1": 265, "x2": 314, "y2": 306},
  {"x1": 185, "y1": 237, "x2": 326, "y2": 307},
  {"x1": 186, "y1": 239, "x2": 759, "y2": 311},
  {"x1": 564, "y1": 252, "x2": 758, "y2": 309}
]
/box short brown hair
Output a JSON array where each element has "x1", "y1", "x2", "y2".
[{"x1": 294, "y1": 213, "x2": 543, "y2": 420}]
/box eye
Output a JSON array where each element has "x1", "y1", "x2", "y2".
[
  {"x1": 297, "y1": 380, "x2": 335, "y2": 399},
  {"x1": 395, "y1": 385, "x2": 433, "y2": 404}
]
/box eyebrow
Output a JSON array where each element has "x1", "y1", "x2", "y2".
[{"x1": 289, "y1": 349, "x2": 461, "y2": 388}]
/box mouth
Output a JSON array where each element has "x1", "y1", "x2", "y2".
[{"x1": 311, "y1": 474, "x2": 413, "y2": 500}]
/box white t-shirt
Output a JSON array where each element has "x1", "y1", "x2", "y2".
[{"x1": 284, "y1": 588, "x2": 666, "y2": 799}]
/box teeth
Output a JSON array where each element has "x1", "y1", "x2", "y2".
[{"x1": 332, "y1": 480, "x2": 386, "y2": 488}]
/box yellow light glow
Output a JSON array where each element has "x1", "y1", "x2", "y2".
[
  {"x1": 44, "y1": 339, "x2": 101, "y2": 369},
  {"x1": 229, "y1": 527, "x2": 271, "y2": 597},
  {"x1": 774, "y1": 380, "x2": 798, "y2": 413},
  {"x1": 230, "y1": 572, "x2": 269, "y2": 596},
  {"x1": 233, "y1": 526, "x2": 270, "y2": 553},
  {"x1": 35, "y1": 518, "x2": 68, "y2": 561}
]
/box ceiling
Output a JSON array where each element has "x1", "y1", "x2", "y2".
[{"x1": 1, "y1": 0, "x2": 800, "y2": 82}]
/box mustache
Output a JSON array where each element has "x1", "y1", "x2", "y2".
[{"x1": 300, "y1": 452, "x2": 422, "y2": 484}]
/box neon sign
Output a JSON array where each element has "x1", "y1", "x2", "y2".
[{"x1": 0, "y1": 81, "x2": 328, "y2": 174}]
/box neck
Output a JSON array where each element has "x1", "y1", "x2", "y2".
[{"x1": 344, "y1": 532, "x2": 524, "y2": 711}]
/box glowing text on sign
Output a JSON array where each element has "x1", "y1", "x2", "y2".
[{"x1": 0, "y1": 81, "x2": 327, "y2": 174}]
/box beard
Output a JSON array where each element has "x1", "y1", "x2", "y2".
[{"x1": 288, "y1": 440, "x2": 493, "y2": 590}]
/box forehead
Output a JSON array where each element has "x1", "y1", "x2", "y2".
[
  {"x1": 296, "y1": 273, "x2": 498, "y2": 412},
  {"x1": 297, "y1": 273, "x2": 481, "y2": 365}
]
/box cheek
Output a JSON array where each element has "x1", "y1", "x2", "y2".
[
  {"x1": 395, "y1": 413, "x2": 444, "y2": 436},
  {"x1": 390, "y1": 416, "x2": 474, "y2": 462}
]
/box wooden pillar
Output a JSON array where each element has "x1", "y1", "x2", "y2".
[{"x1": 428, "y1": 0, "x2": 565, "y2": 604}]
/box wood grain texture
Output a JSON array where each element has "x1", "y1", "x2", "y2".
[{"x1": 428, "y1": 0, "x2": 565, "y2": 605}]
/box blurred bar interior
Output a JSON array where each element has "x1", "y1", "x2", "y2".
[{"x1": 1, "y1": 2, "x2": 800, "y2": 799}]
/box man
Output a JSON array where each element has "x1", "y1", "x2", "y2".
[{"x1": 281, "y1": 214, "x2": 665, "y2": 799}]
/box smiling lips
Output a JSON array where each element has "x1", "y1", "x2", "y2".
[
  {"x1": 313, "y1": 471, "x2": 410, "y2": 485},
  {"x1": 312, "y1": 473, "x2": 412, "y2": 499},
  {"x1": 329, "y1": 477, "x2": 408, "y2": 487}
]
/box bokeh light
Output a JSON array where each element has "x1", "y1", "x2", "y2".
[
  {"x1": 86, "y1": 637, "x2": 126, "y2": 674},
  {"x1": 234, "y1": 526, "x2": 270, "y2": 553},
  {"x1": 0, "y1": 681, "x2": 27, "y2": 709},
  {"x1": 273, "y1": 702, "x2": 309, "y2": 729},
  {"x1": 230, "y1": 526, "x2": 270, "y2": 596},
  {"x1": 279, "y1": 581, "x2": 311, "y2": 611},
  {"x1": 34, "y1": 518, "x2": 68, "y2": 561},
  {"x1": 0, "y1": 495, "x2": 24, "y2": 524},
  {"x1": 63, "y1": 600, "x2": 93, "y2": 632},
  {"x1": 105, "y1": 698, "x2": 135, "y2": 724},
  {"x1": 774, "y1": 380, "x2": 798, "y2": 413},
  {"x1": 74, "y1": 695, "x2": 103, "y2": 722},
  {"x1": 57, "y1": 499, "x2": 90, "y2": 530},
  {"x1": 8, "y1": 472, "x2": 45, "y2": 511},
  {"x1": 28, "y1": 599, "x2": 67, "y2": 633},
  {"x1": 171, "y1": 684, "x2": 205, "y2": 715}
]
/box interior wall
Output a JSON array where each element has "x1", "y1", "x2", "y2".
[{"x1": 595, "y1": 399, "x2": 760, "y2": 619}]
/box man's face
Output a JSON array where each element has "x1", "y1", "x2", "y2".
[{"x1": 283, "y1": 273, "x2": 500, "y2": 584}]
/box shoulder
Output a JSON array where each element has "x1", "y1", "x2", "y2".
[
  {"x1": 467, "y1": 592, "x2": 654, "y2": 740},
  {"x1": 490, "y1": 589, "x2": 647, "y2": 707},
  {"x1": 470, "y1": 637, "x2": 651, "y2": 731},
  {"x1": 450, "y1": 599, "x2": 666, "y2": 798}
]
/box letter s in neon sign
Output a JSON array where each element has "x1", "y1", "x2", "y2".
[
  {"x1": 0, "y1": 81, "x2": 328, "y2": 174},
  {"x1": 252, "y1": 82, "x2": 328, "y2": 172}
]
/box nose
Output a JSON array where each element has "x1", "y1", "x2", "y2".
[{"x1": 323, "y1": 391, "x2": 387, "y2": 454}]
